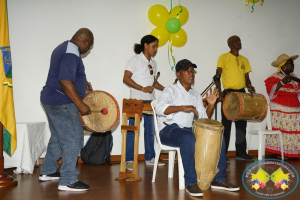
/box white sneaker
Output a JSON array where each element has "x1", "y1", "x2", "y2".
[
  {"x1": 39, "y1": 171, "x2": 60, "y2": 181},
  {"x1": 145, "y1": 158, "x2": 165, "y2": 166},
  {"x1": 126, "y1": 162, "x2": 133, "y2": 171}
]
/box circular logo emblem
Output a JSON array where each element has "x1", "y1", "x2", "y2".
[{"x1": 242, "y1": 159, "x2": 299, "y2": 199}]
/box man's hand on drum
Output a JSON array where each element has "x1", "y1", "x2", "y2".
[
  {"x1": 206, "y1": 87, "x2": 219, "y2": 106},
  {"x1": 79, "y1": 102, "x2": 91, "y2": 116},
  {"x1": 247, "y1": 85, "x2": 256, "y2": 94},
  {"x1": 86, "y1": 82, "x2": 93, "y2": 93},
  {"x1": 143, "y1": 86, "x2": 154, "y2": 93},
  {"x1": 182, "y1": 106, "x2": 199, "y2": 117}
]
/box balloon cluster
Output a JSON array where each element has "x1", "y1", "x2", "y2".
[
  {"x1": 245, "y1": 0, "x2": 264, "y2": 12},
  {"x1": 148, "y1": 5, "x2": 189, "y2": 47}
]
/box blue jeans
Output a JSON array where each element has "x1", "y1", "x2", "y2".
[
  {"x1": 159, "y1": 124, "x2": 197, "y2": 186},
  {"x1": 126, "y1": 114, "x2": 155, "y2": 162},
  {"x1": 41, "y1": 103, "x2": 84, "y2": 186},
  {"x1": 213, "y1": 136, "x2": 226, "y2": 182}
]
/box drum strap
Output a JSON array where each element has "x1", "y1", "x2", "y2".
[
  {"x1": 55, "y1": 89, "x2": 66, "y2": 96},
  {"x1": 48, "y1": 85, "x2": 66, "y2": 96}
]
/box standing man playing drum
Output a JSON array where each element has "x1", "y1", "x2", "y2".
[
  {"x1": 216, "y1": 35, "x2": 255, "y2": 162},
  {"x1": 156, "y1": 59, "x2": 239, "y2": 197},
  {"x1": 39, "y1": 28, "x2": 93, "y2": 191},
  {"x1": 123, "y1": 35, "x2": 165, "y2": 170}
]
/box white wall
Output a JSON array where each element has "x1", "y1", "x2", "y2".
[{"x1": 7, "y1": 0, "x2": 300, "y2": 155}]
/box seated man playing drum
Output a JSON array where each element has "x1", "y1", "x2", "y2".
[{"x1": 155, "y1": 59, "x2": 239, "y2": 197}]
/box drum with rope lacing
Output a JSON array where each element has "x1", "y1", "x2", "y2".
[{"x1": 223, "y1": 92, "x2": 268, "y2": 122}]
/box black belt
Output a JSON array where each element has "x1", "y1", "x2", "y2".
[{"x1": 223, "y1": 88, "x2": 246, "y2": 96}]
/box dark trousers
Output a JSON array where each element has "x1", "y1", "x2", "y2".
[
  {"x1": 159, "y1": 124, "x2": 197, "y2": 186},
  {"x1": 221, "y1": 88, "x2": 247, "y2": 154}
]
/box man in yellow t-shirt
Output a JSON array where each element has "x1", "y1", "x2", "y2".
[{"x1": 215, "y1": 35, "x2": 255, "y2": 162}]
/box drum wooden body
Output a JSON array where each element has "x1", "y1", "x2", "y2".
[
  {"x1": 194, "y1": 118, "x2": 224, "y2": 190},
  {"x1": 80, "y1": 90, "x2": 120, "y2": 132},
  {"x1": 223, "y1": 92, "x2": 268, "y2": 122}
]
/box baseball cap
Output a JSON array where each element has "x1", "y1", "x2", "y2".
[{"x1": 175, "y1": 59, "x2": 197, "y2": 72}]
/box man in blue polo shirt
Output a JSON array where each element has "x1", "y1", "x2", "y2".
[{"x1": 39, "y1": 28, "x2": 94, "y2": 191}]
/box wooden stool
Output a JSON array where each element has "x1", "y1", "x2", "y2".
[
  {"x1": 115, "y1": 99, "x2": 143, "y2": 182},
  {"x1": 142, "y1": 100, "x2": 154, "y2": 115}
]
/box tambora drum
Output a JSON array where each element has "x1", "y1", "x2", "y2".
[
  {"x1": 80, "y1": 90, "x2": 120, "y2": 132},
  {"x1": 194, "y1": 118, "x2": 224, "y2": 190},
  {"x1": 223, "y1": 92, "x2": 268, "y2": 122}
]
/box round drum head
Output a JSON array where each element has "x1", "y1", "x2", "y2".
[
  {"x1": 223, "y1": 92, "x2": 240, "y2": 120},
  {"x1": 80, "y1": 90, "x2": 120, "y2": 132},
  {"x1": 194, "y1": 118, "x2": 223, "y2": 128}
]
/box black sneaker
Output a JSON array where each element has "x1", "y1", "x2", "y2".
[
  {"x1": 211, "y1": 180, "x2": 240, "y2": 191},
  {"x1": 39, "y1": 171, "x2": 60, "y2": 181},
  {"x1": 186, "y1": 184, "x2": 203, "y2": 197},
  {"x1": 58, "y1": 181, "x2": 90, "y2": 192},
  {"x1": 226, "y1": 157, "x2": 230, "y2": 164},
  {"x1": 236, "y1": 152, "x2": 254, "y2": 161}
]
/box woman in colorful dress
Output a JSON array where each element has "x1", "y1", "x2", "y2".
[{"x1": 265, "y1": 54, "x2": 300, "y2": 158}]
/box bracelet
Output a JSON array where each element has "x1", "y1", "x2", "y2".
[
  {"x1": 181, "y1": 106, "x2": 184, "y2": 111},
  {"x1": 280, "y1": 81, "x2": 285, "y2": 85},
  {"x1": 142, "y1": 87, "x2": 144, "y2": 92},
  {"x1": 246, "y1": 84, "x2": 252, "y2": 88}
]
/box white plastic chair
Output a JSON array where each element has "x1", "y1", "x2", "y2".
[
  {"x1": 247, "y1": 105, "x2": 284, "y2": 160},
  {"x1": 151, "y1": 100, "x2": 185, "y2": 190}
]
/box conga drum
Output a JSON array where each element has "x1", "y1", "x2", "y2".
[
  {"x1": 80, "y1": 90, "x2": 120, "y2": 132},
  {"x1": 223, "y1": 92, "x2": 268, "y2": 122},
  {"x1": 194, "y1": 118, "x2": 224, "y2": 190}
]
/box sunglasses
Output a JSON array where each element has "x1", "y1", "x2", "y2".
[{"x1": 148, "y1": 64, "x2": 153, "y2": 75}]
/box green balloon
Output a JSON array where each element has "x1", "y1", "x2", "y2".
[{"x1": 165, "y1": 18, "x2": 181, "y2": 33}]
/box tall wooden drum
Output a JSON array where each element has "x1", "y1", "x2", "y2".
[
  {"x1": 194, "y1": 118, "x2": 224, "y2": 190},
  {"x1": 80, "y1": 90, "x2": 120, "y2": 132},
  {"x1": 223, "y1": 92, "x2": 268, "y2": 122}
]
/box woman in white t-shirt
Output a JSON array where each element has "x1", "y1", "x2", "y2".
[{"x1": 123, "y1": 35, "x2": 164, "y2": 169}]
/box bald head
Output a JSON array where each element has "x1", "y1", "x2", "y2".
[
  {"x1": 70, "y1": 28, "x2": 94, "y2": 54},
  {"x1": 227, "y1": 35, "x2": 239, "y2": 45},
  {"x1": 227, "y1": 35, "x2": 241, "y2": 51},
  {"x1": 72, "y1": 28, "x2": 93, "y2": 41}
]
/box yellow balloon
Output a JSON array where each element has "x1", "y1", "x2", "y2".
[
  {"x1": 169, "y1": 6, "x2": 189, "y2": 26},
  {"x1": 148, "y1": 5, "x2": 169, "y2": 27},
  {"x1": 169, "y1": 29, "x2": 187, "y2": 47},
  {"x1": 151, "y1": 27, "x2": 169, "y2": 47}
]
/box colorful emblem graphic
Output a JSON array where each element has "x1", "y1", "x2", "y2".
[
  {"x1": 243, "y1": 159, "x2": 299, "y2": 199},
  {"x1": 1, "y1": 47, "x2": 12, "y2": 78}
]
